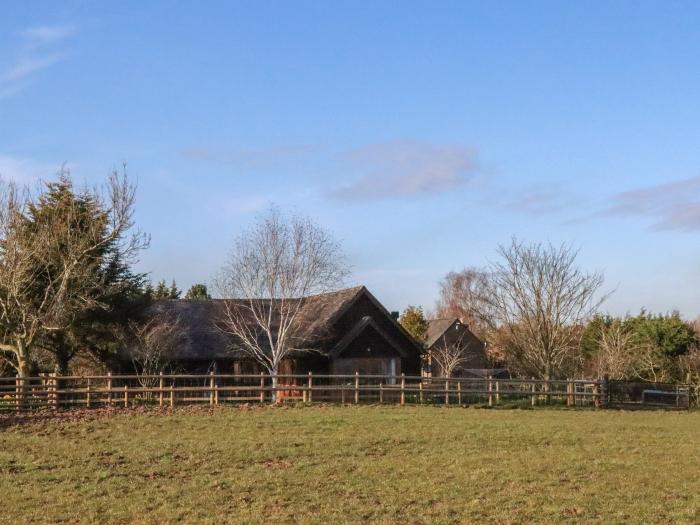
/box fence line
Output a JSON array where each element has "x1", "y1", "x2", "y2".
[{"x1": 0, "y1": 373, "x2": 693, "y2": 411}]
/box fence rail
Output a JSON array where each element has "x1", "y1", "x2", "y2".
[{"x1": 0, "y1": 373, "x2": 693, "y2": 411}]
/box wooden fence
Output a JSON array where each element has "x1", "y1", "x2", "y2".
[{"x1": 0, "y1": 373, "x2": 613, "y2": 411}]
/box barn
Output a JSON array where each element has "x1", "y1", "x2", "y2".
[{"x1": 141, "y1": 286, "x2": 424, "y2": 378}]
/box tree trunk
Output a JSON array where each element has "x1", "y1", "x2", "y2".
[
  {"x1": 16, "y1": 339, "x2": 30, "y2": 408},
  {"x1": 270, "y1": 367, "x2": 278, "y2": 404},
  {"x1": 54, "y1": 350, "x2": 71, "y2": 375},
  {"x1": 16, "y1": 339, "x2": 30, "y2": 378},
  {"x1": 543, "y1": 362, "x2": 551, "y2": 404}
]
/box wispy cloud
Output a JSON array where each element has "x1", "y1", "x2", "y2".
[
  {"x1": 0, "y1": 24, "x2": 75, "y2": 100},
  {"x1": 498, "y1": 183, "x2": 579, "y2": 217},
  {"x1": 603, "y1": 176, "x2": 700, "y2": 232},
  {"x1": 0, "y1": 155, "x2": 60, "y2": 184},
  {"x1": 21, "y1": 25, "x2": 75, "y2": 45},
  {"x1": 331, "y1": 140, "x2": 478, "y2": 201}
]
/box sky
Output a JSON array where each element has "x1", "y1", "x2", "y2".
[{"x1": 2, "y1": 1, "x2": 700, "y2": 316}]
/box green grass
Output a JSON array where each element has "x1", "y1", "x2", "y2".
[{"x1": 1, "y1": 406, "x2": 698, "y2": 524}]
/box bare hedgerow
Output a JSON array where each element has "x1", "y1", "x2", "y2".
[{"x1": 128, "y1": 310, "x2": 186, "y2": 388}]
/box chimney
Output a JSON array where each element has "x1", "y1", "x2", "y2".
[{"x1": 391, "y1": 311, "x2": 400, "y2": 321}]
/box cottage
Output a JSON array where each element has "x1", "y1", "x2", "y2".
[
  {"x1": 422, "y1": 318, "x2": 488, "y2": 377},
  {"x1": 141, "y1": 286, "x2": 423, "y2": 378}
]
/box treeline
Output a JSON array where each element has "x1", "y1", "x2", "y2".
[
  {"x1": 0, "y1": 171, "x2": 208, "y2": 377},
  {"x1": 421, "y1": 241, "x2": 700, "y2": 385},
  {"x1": 3, "y1": 171, "x2": 699, "y2": 386}
]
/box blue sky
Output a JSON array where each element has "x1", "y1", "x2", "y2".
[{"x1": 2, "y1": 1, "x2": 700, "y2": 316}]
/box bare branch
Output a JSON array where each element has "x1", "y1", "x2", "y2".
[{"x1": 214, "y1": 208, "x2": 348, "y2": 396}]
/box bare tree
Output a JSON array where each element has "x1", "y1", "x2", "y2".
[
  {"x1": 631, "y1": 343, "x2": 677, "y2": 383},
  {"x1": 214, "y1": 208, "x2": 348, "y2": 398},
  {"x1": 435, "y1": 268, "x2": 490, "y2": 336},
  {"x1": 129, "y1": 311, "x2": 185, "y2": 388},
  {"x1": 478, "y1": 239, "x2": 606, "y2": 381},
  {"x1": 593, "y1": 319, "x2": 636, "y2": 379},
  {"x1": 429, "y1": 330, "x2": 478, "y2": 378},
  {"x1": 0, "y1": 170, "x2": 148, "y2": 377}
]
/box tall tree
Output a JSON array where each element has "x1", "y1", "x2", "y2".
[
  {"x1": 0, "y1": 171, "x2": 148, "y2": 377},
  {"x1": 214, "y1": 208, "x2": 348, "y2": 398},
  {"x1": 399, "y1": 305, "x2": 428, "y2": 344},
  {"x1": 478, "y1": 239, "x2": 606, "y2": 381},
  {"x1": 185, "y1": 283, "x2": 210, "y2": 300}
]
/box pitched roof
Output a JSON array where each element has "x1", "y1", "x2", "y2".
[
  {"x1": 424, "y1": 318, "x2": 459, "y2": 348},
  {"x1": 149, "y1": 286, "x2": 366, "y2": 360},
  {"x1": 328, "y1": 316, "x2": 409, "y2": 359}
]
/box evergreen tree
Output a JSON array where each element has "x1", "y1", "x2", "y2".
[
  {"x1": 153, "y1": 279, "x2": 169, "y2": 300},
  {"x1": 399, "y1": 305, "x2": 429, "y2": 344},
  {"x1": 169, "y1": 279, "x2": 181, "y2": 299},
  {"x1": 185, "y1": 283, "x2": 210, "y2": 300},
  {"x1": 0, "y1": 172, "x2": 149, "y2": 375}
]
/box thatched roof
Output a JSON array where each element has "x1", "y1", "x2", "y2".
[{"x1": 150, "y1": 286, "x2": 366, "y2": 361}]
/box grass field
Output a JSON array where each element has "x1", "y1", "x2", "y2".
[{"x1": 1, "y1": 406, "x2": 698, "y2": 524}]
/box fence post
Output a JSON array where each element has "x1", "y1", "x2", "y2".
[
  {"x1": 603, "y1": 375, "x2": 610, "y2": 408},
  {"x1": 379, "y1": 382, "x2": 383, "y2": 403},
  {"x1": 445, "y1": 379, "x2": 450, "y2": 405},
  {"x1": 355, "y1": 371, "x2": 360, "y2": 404},
  {"x1": 159, "y1": 372, "x2": 164, "y2": 407},
  {"x1": 170, "y1": 383, "x2": 175, "y2": 408},
  {"x1": 488, "y1": 375, "x2": 493, "y2": 407},
  {"x1": 419, "y1": 381, "x2": 424, "y2": 404},
  {"x1": 123, "y1": 385, "x2": 129, "y2": 408},
  {"x1": 53, "y1": 373, "x2": 60, "y2": 409},
  {"x1": 531, "y1": 378, "x2": 536, "y2": 406},
  {"x1": 107, "y1": 372, "x2": 113, "y2": 406},
  {"x1": 209, "y1": 371, "x2": 215, "y2": 406},
  {"x1": 567, "y1": 379, "x2": 573, "y2": 407},
  {"x1": 495, "y1": 379, "x2": 500, "y2": 404},
  {"x1": 260, "y1": 372, "x2": 265, "y2": 403},
  {"x1": 86, "y1": 378, "x2": 91, "y2": 408},
  {"x1": 15, "y1": 375, "x2": 19, "y2": 410},
  {"x1": 307, "y1": 372, "x2": 313, "y2": 403},
  {"x1": 400, "y1": 373, "x2": 405, "y2": 406},
  {"x1": 457, "y1": 381, "x2": 462, "y2": 405}
]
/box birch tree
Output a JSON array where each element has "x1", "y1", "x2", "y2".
[
  {"x1": 435, "y1": 268, "x2": 490, "y2": 336},
  {"x1": 214, "y1": 208, "x2": 348, "y2": 397}
]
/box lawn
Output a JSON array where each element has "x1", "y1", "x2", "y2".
[{"x1": 1, "y1": 406, "x2": 698, "y2": 524}]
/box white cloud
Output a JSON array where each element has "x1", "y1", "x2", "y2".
[
  {"x1": 0, "y1": 155, "x2": 60, "y2": 184},
  {"x1": 0, "y1": 24, "x2": 75, "y2": 101}
]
